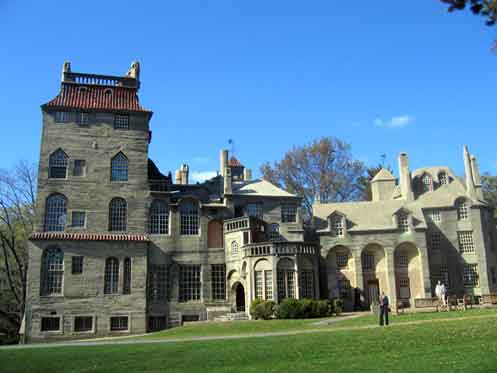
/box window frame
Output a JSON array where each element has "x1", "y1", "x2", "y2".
[
  {"x1": 40, "y1": 316, "x2": 62, "y2": 333},
  {"x1": 149, "y1": 200, "x2": 169, "y2": 235},
  {"x1": 48, "y1": 149, "x2": 69, "y2": 179},
  {"x1": 71, "y1": 211, "x2": 86, "y2": 229},
  {"x1": 40, "y1": 247, "x2": 64, "y2": 296},
  {"x1": 180, "y1": 200, "x2": 200, "y2": 236},
  {"x1": 73, "y1": 316, "x2": 94, "y2": 333},
  {"x1": 104, "y1": 257, "x2": 119, "y2": 295},
  {"x1": 110, "y1": 316, "x2": 129, "y2": 332},
  {"x1": 211, "y1": 264, "x2": 226, "y2": 301},
  {"x1": 179, "y1": 264, "x2": 201, "y2": 302},
  {"x1": 55, "y1": 111, "x2": 71, "y2": 123},
  {"x1": 71, "y1": 256, "x2": 84, "y2": 275},
  {"x1": 114, "y1": 114, "x2": 130, "y2": 130},
  {"x1": 110, "y1": 152, "x2": 129, "y2": 182},
  {"x1": 76, "y1": 112, "x2": 90, "y2": 126},
  {"x1": 108, "y1": 198, "x2": 127, "y2": 232},
  {"x1": 44, "y1": 193, "x2": 67, "y2": 232},
  {"x1": 281, "y1": 204, "x2": 297, "y2": 223},
  {"x1": 73, "y1": 159, "x2": 86, "y2": 177}
]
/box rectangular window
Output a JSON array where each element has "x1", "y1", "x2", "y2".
[
  {"x1": 148, "y1": 316, "x2": 167, "y2": 332},
  {"x1": 71, "y1": 256, "x2": 84, "y2": 274},
  {"x1": 41, "y1": 317, "x2": 60, "y2": 332},
  {"x1": 398, "y1": 214, "x2": 410, "y2": 233},
  {"x1": 179, "y1": 265, "x2": 201, "y2": 302},
  {"x1": 338, "y1": 278, "x2": 351, "y2": 299},
  {"x1": 281, "y1": 205, "x2": 297, "y2": 223},
  {"x1": 77, "y1": 112, "x2": 89, "y2": 126},
  {"x1": 114, "y1": 114, "x2": 129, "y2": 129},
  {"x1": 110, "y1": 316, "x2": 129, "y2": 331},
  {"x1": 264, "y1": 270, "x2": 273, "y2": 300},
  {"x1": 123, "y1": 258, "x2": 131, "y2": 295},
  {"x1": 55, "y1": 111, "x2": 71, "y2": 123},
  {"x1": 397, "y1": 253, "x2": 408, "y2": 268},
  {"x1": 336, "y1": 252, "x2": 349, "y2": 269},
  {"x1": 73, "y1": 160, "x2": 86, "y2": 177},
  {"x1": 398, "y1": 278, "x2": 411, "y2": 299},
  {"x1": 430, "y1": 232, "x2": 441, "y2": 251},
  {"x1": 428, "y1": 209, "x2": 441, "y2": 224},
  {"x1": 331, "y1": 217, "x2": 344, "y2": 237},
  {"x1": 255, "y1": 271, "x2": 264, "y2": 299},
  {"x1": 362, "y1": 253, "x2": 375, "y2": 271},
  {"x1": 458, "y1": 231, "x2": 475, "y2": 254},
  {"x1": 149, "y1": 265, "x2": 167, "y2": 302},
  {"x1": 246, "y1": 203, "x2": 263, "y2": 219},
  {"x1": 463, "y1": 264, "x2": 479, "y2": 287},
  {"x1": 243, "y1": 231, "x2": 250, "y2": 245},
  {"x1": 71, "y1": 211, "x2": 86, "y2": 228},
  {"x1": 211, "y1": 264, "x2": 226, "y2": 301},
  {"x1": 300, "y1": 270, "x2": 315, "y2": 299},
  {"x1": 74, "y1": 316, "x2": 93, "y2": 332},
  {"x1": 286, "y1": 271, "x2": 295, "y2": 299}
]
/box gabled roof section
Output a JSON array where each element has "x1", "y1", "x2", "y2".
[
  {"x1": 232, "y1": 179, "x2": 298, "y2": 198},
  {"x1": 372, "y1": 168, "x2": 396, "y2": 182}
]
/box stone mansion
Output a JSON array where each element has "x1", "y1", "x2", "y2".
[{"x1": 23, "y1": 62, "x2": 497, "y2": 342}]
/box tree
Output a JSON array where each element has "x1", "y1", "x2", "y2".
[
  {"x1": 260, "y1": 137, "x2": 366, "y2": 220},
  {"x1": 0, "y1": 161, "x2": 37, "y2": 336},
  {"x1": 358, "y1": 163, "x2": 395, "y2": 201},
  {"x1": 441, "y1": 1, "x2": 497, "y2": 25},
  {"x1": 481, "y1": 173, "x2": 497, "y2": 221}
]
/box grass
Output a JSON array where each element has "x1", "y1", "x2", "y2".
[
  {"x1": 2, "y1": 309, "x2": 497, "y2": 373},
  {"x1": 132, "y1": 307, "x2": 497, "y2": 340}
]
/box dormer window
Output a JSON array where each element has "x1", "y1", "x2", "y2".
[
  {"x1": 439, "y1": 172, "x2": 448, "y2": 185},
  {"x1": 421, "y1": 174, "x2": 433, "y2": 193},
  {"x1": 331, "y1": 215, "x2": 344, "y2": 238},
  {"x1": 398, "y1": 213, "x2": 410, "y2": 233},
  {"x1": 114, "y1": 114, "x2": 129, "y2": 130}
]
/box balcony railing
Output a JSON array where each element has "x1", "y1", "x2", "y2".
[
  {"x1": 243, "y1": 241, "x2": 317, "y2": 257},
  {"x1": 63, "y1": 72, "x2": 138, "y2": 88},
  {"x1": 224, "y1": 217, "x2": 251, "y2": 233}
]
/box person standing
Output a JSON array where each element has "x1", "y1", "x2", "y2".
[
  {"x1": 379, "y1": 292, "x2": 390, "y2": 326},
  {"x1": 440, "y1": 282, "x2": 447, "y2": 306}
]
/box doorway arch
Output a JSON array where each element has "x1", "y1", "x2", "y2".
[{"x1": 234, "y1": 282, "x2": 245, "y2": 312}]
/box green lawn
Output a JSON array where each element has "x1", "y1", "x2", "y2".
[
  {"x1": 2, "y1": 309, "x2": 497, "y2": 373},
  {"x1": 133, "y1": 307, "x2": 497, "y2": 341}
]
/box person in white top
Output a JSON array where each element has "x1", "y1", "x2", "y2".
[
  {"x1": 435, "y1": 281, "x2": 442, "y2": 303},
  {"x1": 440, "y1": 282, "x2": 447, "y2": 306}
]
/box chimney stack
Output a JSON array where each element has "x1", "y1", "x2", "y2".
[
  {"x1": 398, "y1": 153, "x2": 413, "y2": 201},
  {"x1": 471, "y1": 154, "x2": 483, "y2": 200},
  {"x1": 224, "y1": 167, "x2": 232, "y2": 195},
  {"x1": 220, "y1": 149, "x2": 228, "y2": 177},
  {"x1": 175, "y1": 169, "x2": 181, "y2": 184},
  {"x1": 463, "y1": 146, "x2": 477, "y2": 198}
]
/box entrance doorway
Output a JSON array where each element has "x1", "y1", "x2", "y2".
[
  {"x1": 367, "y1": 280, "x2": 380, "y2": 305},
  {"x1": 235, "y1": 283, "x2": 245, "y2": 312}
]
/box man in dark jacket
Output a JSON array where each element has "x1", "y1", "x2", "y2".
[{"x1": 379, "y1": 292, "x2": 390, "y2": 326}]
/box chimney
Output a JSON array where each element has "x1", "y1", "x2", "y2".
[
  {"x1": 180, "y1": 164, "x2": 189, "y2": 185},
  {"x1": 127, "y1": 61, "x2": 140, "y2": 81},
  {"x1": 175, "y1": 169, "x2": 181, "y2": 184},
  {"x1": 224, "y1": 167, "x2": 232, "y2": 195},
  {"x1": 398, "y1": 153, "x2": 413, "y2": 201},
  {"x1": 463, "y1": 146, "x2": 477, "y2": 198},
  {"x1": 471, "y1": 154, "x2": 483, "y2": 200},
  {"x1": 61, "y1": 61, "x2": 72, "y2": 82},
  {"x1": 220, "y1": 149, "x2": 228, "y2": 177},
  {"x1": 243, "y1": 168, "x2": 252, "y2": 181}
]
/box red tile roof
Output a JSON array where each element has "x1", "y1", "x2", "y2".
[
  {"x1": 229, "y1": 156, "x2": 243, "y2": 167},
  {"x1": 30, "y1": 232, "x2": 150, "y2": 242},
  {"x1": 42, "y1": 83, "x2": 151, "y2": 113}
]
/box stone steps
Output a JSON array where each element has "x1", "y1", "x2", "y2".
[{"x1": 214, "y1": 312, "x2": 249, "y2": 322}]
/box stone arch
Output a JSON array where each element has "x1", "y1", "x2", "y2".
[
  {"x1": 361, "y1": 243, "x2": 387, "y2": 306},
  {"x1": 394, "y1": 242, "x2": 423, "y2": 303}
]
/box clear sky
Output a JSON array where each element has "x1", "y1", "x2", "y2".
[{"x1": 1, "y1": 1, "x2": 496, "y2": 182}]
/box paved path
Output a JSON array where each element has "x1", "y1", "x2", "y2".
[{"x1": 2, "y1": 313, "x2": 496, "y2": 351}]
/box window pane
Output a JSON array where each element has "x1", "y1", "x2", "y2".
[
  {"x1": 150, "y1": 200, "x2": 169, "y2": 234},
  {"x1": 281, "y1": 205, "x2": 297, "y2": 223},
  {"x1": 74, "y1": 316, "x2": 93, "y2": 332},
  {"x1": 44, "y1": 194, "x2": 67, "y2": 232},
  {"x1": 149, "y1": 265, "x2": 167, "y2": 302},
  {"x1": 180, "y1": 201, "x2": 199, "y2": 235},
  {"x1": 246, "y1": 203, "x2": 263, "y2": 219},
  {"x1": 41, "y1": 317, "x2": 60, "y2": 331},
  {"x1": 110, "y1": 316, "x2": 129, "y2": 331},
  {"x1": 104, "y1": 258, "x2": 119, "y2": 294},
  {"x1": 73, "y1": 160, "x2": 86, "y2": 177},
  {"x1": 71, "y1": 256, "x2": 84, "y2": 274},
  {"x1": 109, "y1": 198, "x2": 127, "y2": 231},
  {"x1": 49, "y1": 150, "x2": 68, "y2": 179},
  {"x1": 179, "y1": 265, "x2": 201, "y2": 302},
  {"x1": 41, "y1": 248, "x2": 64, "y2": 295},
  {"x1": 123, "y1": 258, "x2": 131, "y2": 294},
  {"x1": 111, "y1": 153, "x2": 128, "y2": 181},
  {"x1": 72, "y1": 211, "x2": 85, "y2": 228},
  {"x1": 211, "y1": 264, "x2": 226, "y2": 301},
  {"x1": 114, "y1": 114, "x2": 129, "y2": 129}
]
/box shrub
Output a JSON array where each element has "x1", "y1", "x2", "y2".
[
  {"x1": 276, "y1": 298, "x2": 304, "y2": 319},
  {"x1": 333, "y1": 298, "x2": 344, "y2": 316},
  {"x1": 316, "y1": 300, "x2": 330, "y2": 317},
  {"x1": 250, "y1": 299, "x2": 275, "y2": 320}
]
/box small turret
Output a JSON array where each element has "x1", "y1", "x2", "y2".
[
  {"x1": 463, "y1": 146, "x2": 477, "y2": 199},
  {"x1": 398, "y1": 153, "x2": 414, "y2": 201}
]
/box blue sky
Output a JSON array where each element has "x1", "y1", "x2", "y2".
[{"x1": 1, "y1": 1, "x2": 497, "y2": 182}]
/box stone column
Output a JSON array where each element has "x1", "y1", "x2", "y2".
[
  {"x1": 418, "y1": 246, "x2": 432, "y2": 298},
  {"x1": 385, "y1": 247, "x2": 397, "y2": 307},
  {"x1": 272, "y1": 258, "x2": 278, "y2": 302},
  {"x1": 352, "y1": 249, "x2": 364, "y2": 292}
]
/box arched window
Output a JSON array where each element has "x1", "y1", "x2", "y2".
[
  {"x1": 269, "y1": 223, "x2": 280, "y2": 241},
  {"x1": 123, "y1": 257, "x2": 131, "y2": 294},
  {"x1": 109, "y1": 198, "x2": 127, "y2": 231},
  {"x1": 111, "y1": 152, "x2": 128, "y2": 181},
  {"x1": 421, "y1": 174, "x2": 433, "y2": 193},
  {"x1": 231, "y1": 241, "x2": 239, "y2": 255},
  {"x1": 457, "y1": 199, "x2": 469, "y2": 221},
  {"x1": 49, "y1": 149, "x2": 68, "y2": 179},
  {"x1": 439, "y1": 172, "x2": 448, "y2": 186},
  {"x1": 104, "y1": 257, "x2": 119, "y2": 294},
  {"x1": 41, "y1": 247, "x2": 64, "y2": 295},
  {"x1": 180, "y1": 200, "x2": 199, "y2": 235},
  {"x1": 150, "y1": 200, "x2": 169, "y2": 234},
  {"x1": 44, "y1": 194, "x2": 67, "y2": 232}
]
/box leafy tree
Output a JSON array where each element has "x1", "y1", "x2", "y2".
[
  {"x1": 481, "y1": 173, "x2": 497, "y2": 220},
  {"x1": 0, "y1": 161, "x2": 36, "y2": 336},
  {"x1": 260, "y1": 137, "x2": 366, "y2": 220},
  {"x1": 441, "y1": 0, "x2": 497, "y2": 25}
]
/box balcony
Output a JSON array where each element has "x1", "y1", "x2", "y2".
[
  {"x1": 224, "y1": 217, "x2": 251, "y2": 233},
  {"x1": 243, "y1": 241, "x2": 318, "y2": 258}
]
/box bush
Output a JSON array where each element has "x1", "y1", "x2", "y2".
[
  {"x1": 250, "y1": 299, "x2": 275, "y2": 320},
  {"x1": 333, "y1": 298, "x2": 344, "y2": 316},
  {"x1": 276, "y1": 298, "x2": 304, "y2": 319},
  {"x1": 316, "y1": 300, "x2": 330, "y2": 317}
]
